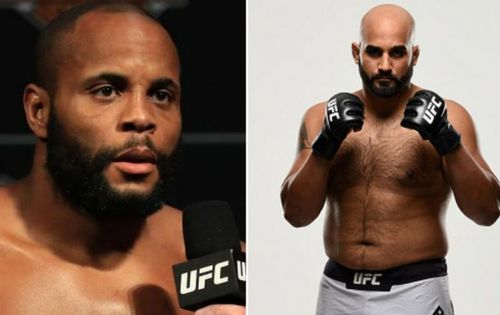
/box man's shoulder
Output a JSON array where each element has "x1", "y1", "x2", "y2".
[
  {"x1": 0, "y1": 178, "x2": 27, "y2": 204},
  {"x1": 147, "y1": 204, "x2": 185, "y2": 248},
  {"x1": 0, "y1": 183, "x2": 13, "y2": 203},
  {"x1": 155, "y1": 204, "x2": 183, "y2": 220},
  {"x1": 301, "y1": 102, "x2": 326, "y2": 131},
  {"x1": 0, "y1": 185, "x2": 37, "y2": 277},
  {"x1": 0, "y1": 182, "x2": 22, "y2": 233},
  {"x1": 443, "y1": 98, "x2": 475, "y2": 128},
  {"x1": 305, "y1": 101, "x2": 326, "y2": 116},
  {"x1": 148, "y1": 204, "x2": 183, "y2": 231},
  {"x1": 445, "y1": 98, "x2": 467, "y2": 113}
]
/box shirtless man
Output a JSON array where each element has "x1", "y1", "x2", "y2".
[
  {"x1": 281, "y1": 4, "x2": 499, "y2": 315},
  {"x1": 0, "y1": 2, "x2": 244, "y2": 314}
]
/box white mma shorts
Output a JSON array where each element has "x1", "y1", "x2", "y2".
[{"x1": 316, "y1": 258, "x2": 454, "y2": 315}]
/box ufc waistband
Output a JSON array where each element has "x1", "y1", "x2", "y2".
[{"x1": 323, "y1": 258, "x2": 447, "y2": 292}]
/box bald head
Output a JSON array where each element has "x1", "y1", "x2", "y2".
[{"x1": 360, "y1": 4, "x2": 415, "y2": 47}]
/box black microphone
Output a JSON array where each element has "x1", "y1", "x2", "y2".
[{"x1": 172, "y1": 200, "x2": 246, "y2": 311}]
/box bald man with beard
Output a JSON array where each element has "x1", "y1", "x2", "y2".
[
  {"x1": 0, "y1": 1, "x2": 244, "y2": 314},
  {"x1": 281, "y1": 4, "x2": 499, "y2": 315}
]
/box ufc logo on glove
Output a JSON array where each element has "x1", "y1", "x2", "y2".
[
  {"x1": 327, "y1": 97, "x2": 340, "y2": 121},
  {"x1": 423, "y1": 96, "x2": 443, "y2": 124}
]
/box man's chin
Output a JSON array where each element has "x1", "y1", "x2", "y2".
[
  {"x1": 79, "y1": 176, "x2": 165, "y2": 219},
  {"x1": 110, "y1": 182, "x2": 157, "y2": 196},
  {"x1": 103, "y1": 168, "x2": 161, "y2": 194},
  {"x1": 88, "y1": 186, "x2": 164, "y2": 219},
  {"x1": 367, "y1": 86, "x2": 395, "y2": 98},
  {"x1": 374, "y1": 79, "x2": 396, "y2": 89}
]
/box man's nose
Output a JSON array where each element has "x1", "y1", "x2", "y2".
[
  {"x1": 118, "y1": 94, "x2": 156, "y2": 134},
  {"x1": 378, "y1": 54, "x2": 392, "y2": 73}
]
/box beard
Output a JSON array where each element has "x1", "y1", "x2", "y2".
[
  {"x1": 45, "y1": 106, "x2": 178, "y2": 219},
  {"x1": 358, "y1": 62, "x2": 413, "y2": 98}
]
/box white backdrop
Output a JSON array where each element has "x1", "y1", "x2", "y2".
[{"x1": 248, "y1": 1, "x2": 500, "y2": 314}]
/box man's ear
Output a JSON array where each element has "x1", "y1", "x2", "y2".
[
  {"x1": 351, "y1": 42, "x2": 361, "y2": 64},
  {"x1": 411, "y1": 45, "x2": 420, "y2": 66},
  {"x1": 24, "y1": 84, "x2": 51, "y2": 139}
]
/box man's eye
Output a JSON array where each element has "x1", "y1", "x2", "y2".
[
  {"x1": 93, "y1": 86, "x2": 118, "y2": 99},
  {"x1": 366, "y1": 48, "x2": 382, "y2": 57},
  {"x1": 151, "y1": 90, "x2": 173, "y2": 104},
  {"x1": 390, "y1": 48, "x2": 407, "y2": 58}
]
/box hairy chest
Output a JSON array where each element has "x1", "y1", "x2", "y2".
[{"x1": 329, "y1": 123, "x2": 443, "y2": 190}]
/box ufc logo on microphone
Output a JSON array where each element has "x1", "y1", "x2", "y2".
[
  {"x1": 237, "y1": 260, "x2": 246, "y2": 281},
  {"x1": 327, "y1": 98, "x2": 340, "y2": 121},
  {"x1": 423, "y1": 96, "x2": 443, "y2": 124},
  {"x1": 353, "y1": 272, "x2": 383, "y2": 286},
  {"x1": 180, "y1": 261, "x2": 230, "y2": 294}
]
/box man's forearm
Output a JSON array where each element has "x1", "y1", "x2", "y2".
[
  {"x1": 281, "y1": 152, "x2": 330, "y2": 227},
  {"x1": 445, "y1": 145, "x2": 500, "y2": 225}
]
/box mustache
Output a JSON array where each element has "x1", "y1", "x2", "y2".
[
  {"x1": 90, "y1": 137, "x2": 167, "y2": 171},
  {"x1": 111, "y1": 137, "x2": 160, "y2": 158},
  {"x1": 372, "y1": 73, "x2": 398, "y2": 81}
]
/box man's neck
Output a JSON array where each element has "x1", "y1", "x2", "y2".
[{"x1": 17, "y1": 152, "x2": 148, "y2": 268}]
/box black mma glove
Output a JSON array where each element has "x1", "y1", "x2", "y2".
[
  {"x1": 312, "y1": 92, "x2": 364, "y2": 160},
  {"x1": 401, "y1": 90, "x2": 461, "y2": 155}
]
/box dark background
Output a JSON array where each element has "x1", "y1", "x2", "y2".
[{"x1": 0, "y1": 1, "x2": 246, "y2": 240}]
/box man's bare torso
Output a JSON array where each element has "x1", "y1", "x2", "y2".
[
  {"x1": 313, "y1": 96, "x2": 452, "y2": 270},
  {"x1": 0, "y1": 184, "x2": 191, "y2": 315}
]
